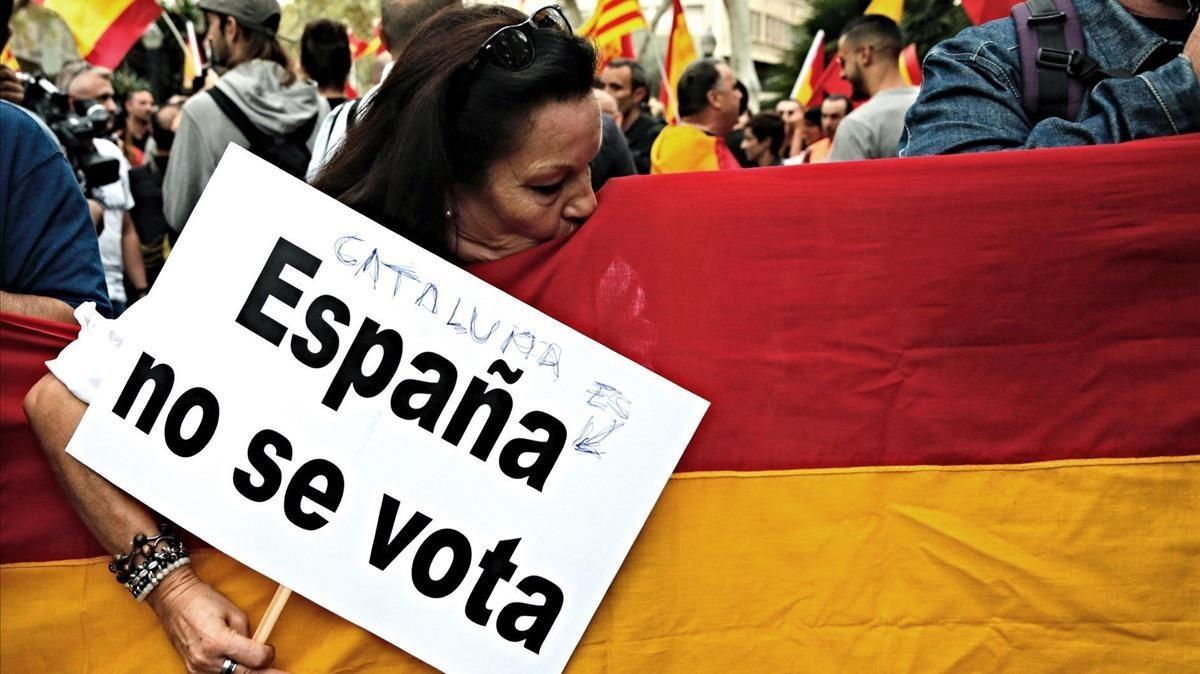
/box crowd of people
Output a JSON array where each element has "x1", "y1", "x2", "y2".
[{"x1": 2, "y1": 0, "x2": 1198, "y2": 671}]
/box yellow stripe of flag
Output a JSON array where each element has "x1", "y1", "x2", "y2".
[
  {"x1": 3, "y1": 456, "x2": 1196, "y2": 672},
  {"x1": 41, "y1": 0, "x2": 136, "y2": 57}
]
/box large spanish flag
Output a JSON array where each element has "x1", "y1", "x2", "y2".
[
  {"x1": 38, "y1": 0, "x2": 162, "y2": 70},
  {"x1": 3, "y1": 136, "x2": 1198, "y2": 672}
]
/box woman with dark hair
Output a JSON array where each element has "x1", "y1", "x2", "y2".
[
  {"x1": 312, "y1": 4, "x2": 600, "y2": 263},
  {"x1": 21, "y1": 6, "x2": 600, "y2": 674}
]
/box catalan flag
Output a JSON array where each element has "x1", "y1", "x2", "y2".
[
  {"x1": 3, "y1": 137, "x2": 1198, "y2": 672},
  {"x1": 658, "y1": 0, "x2": 697, "y2": 124},
  {"x1": 579, "y1": 0, "x2": 646, "y2": 69},
  {"x1": 40, "y1": 0, "x2": 162, "y2": 70}
]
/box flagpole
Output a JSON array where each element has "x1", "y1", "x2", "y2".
[{"x1": 159, "y1": 10, "x2": 189, "y2": 56}]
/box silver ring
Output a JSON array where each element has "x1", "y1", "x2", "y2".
[{"x1": 220, "y1": 658, "x2": 239, "y2": 674}]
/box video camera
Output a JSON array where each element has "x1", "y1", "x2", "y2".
[{"x1": 18, "y1": 72, "x2": 121, "y2": 190}]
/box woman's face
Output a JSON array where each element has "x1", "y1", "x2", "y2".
[{"x1": 452, "y1": 96, "x2": 602, "y2": 264}]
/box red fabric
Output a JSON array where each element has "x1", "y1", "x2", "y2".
[
  {"x1": 715, "y1": 141, "x2": 741, "y2": 171},
  {"x1": 0, "y1": 313, "x2": 105, "y2": 563},
  {"x1": 4, "y1": 139, "x2": 1198, "y2": 563},
  {"x1": 901, "y1": 44, "x2": 922, "y2": 85},
  {"x1": 473, "y1": 135, "x2": 1200, "y2": 472},
  {"x1": 961, "y1": 0, "x2": 1022, "y2": 24},
  {"x1": 812, "y1": 59, "x2": 854, "y2": 104},
  {"x1": 85, "y1": 0, "x2": 162, "y2": 70}
]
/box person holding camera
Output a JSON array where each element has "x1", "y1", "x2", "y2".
[{"x1": 60, "y1": 63, "x2": 148, "y2": 315}]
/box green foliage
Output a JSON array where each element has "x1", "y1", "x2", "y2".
[
  {"x1": 279, "y1": 0, "x2": 379, "y2": 45},
  {"x1": 763, "y1": 0, "x2": 971, "y2": 101},
  {"x1": 279, "y1": 0, "x2": 380, "y2": 92},
  {"x1": 112, "y1": 68, "x2": 154, "y2": 99}
]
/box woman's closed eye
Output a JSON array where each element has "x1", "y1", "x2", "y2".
[{"x1": 530, "y1": 181, "x2": 565, "y2": 195}]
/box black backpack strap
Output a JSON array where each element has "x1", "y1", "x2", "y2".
[
  {"x1": 208, "y1": 87, "x2": 271, "y2": 150},
  {"x1": 288, "y1": 112, "x2": 318, "y2": 143},
  {"x1": 1012, "y1": 0, "x2": 1132, "y2": 122}
]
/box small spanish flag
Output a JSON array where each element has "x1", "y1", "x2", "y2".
[
  {"x1": 658, "y1": 0, "x2": 697, "y2": 124},
  {"x1": 789, "y1": 29, "x2": 826, "y2": 105},
  {"x1": 40, "y1": 0, "x2": 162, "y2": 70}
]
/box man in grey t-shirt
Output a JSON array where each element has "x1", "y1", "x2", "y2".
[{"x1": 829, "y1": 15, "x2": 919, "y2": 161}]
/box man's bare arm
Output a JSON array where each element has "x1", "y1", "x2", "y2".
[{"x1": 0, "y1": 290, "x2": 77, "y2": 324}]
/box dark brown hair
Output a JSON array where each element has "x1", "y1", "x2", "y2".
[{"x1": 311, "y1": 6, "x2": 596, "y2": 260}]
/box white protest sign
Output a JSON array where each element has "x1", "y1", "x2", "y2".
[{"x1": 66, "y1": 145, "x2": 708, "y2": 674}]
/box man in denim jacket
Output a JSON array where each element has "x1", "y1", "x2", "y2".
[{"x1": 900, "y1": 0, "x2": 1199, "y2": 155}]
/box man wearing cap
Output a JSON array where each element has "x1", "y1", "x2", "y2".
[{"x1": 164, "y1": 0, "x2": 327, "y2": 233}]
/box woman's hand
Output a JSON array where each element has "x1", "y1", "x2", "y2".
[{"x1": 146, "y1": 567, "x2": 289, "y2": 674}]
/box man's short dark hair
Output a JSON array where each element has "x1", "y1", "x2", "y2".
[
  {"x1": 677, "y1": 58, "x2": 722, "y2": 118},
  {"x1": 381, "y1": 0, "x2": 458, "y2": 56},
  {"x1": 747, "y1": 112, "x2": 785, "y2": 156},
  {"x1": 301, "y1": 19, "x2": 351, "y2": 91},
  {"x1": 607, "y1": 58, "x2": 647, "y2": 93},
  {"x1": 822, "y1": 94, "x2": 853, "y2": 115},
  {"x1": 840, "y1": 14, "x2": 902, "y2": 58}
]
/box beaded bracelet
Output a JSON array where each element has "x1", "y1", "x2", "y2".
[{"x1": 108, "y1": 525, "x2": 191, "y2": 602}]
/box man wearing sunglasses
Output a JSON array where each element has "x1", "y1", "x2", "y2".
[{"x1": 827, "y1": 15, "x2": 918, "y2": 162}]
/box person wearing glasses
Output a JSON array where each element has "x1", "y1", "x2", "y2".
[
  {"x1": 23, "y1": 6, "x2": 598, "y2": 674},
  {"x1": 827, "y1": 15, "x2": 918, "y2": 162},
  {"x1": 311, "y1": 5, "x2": 598, "y2": 263}
]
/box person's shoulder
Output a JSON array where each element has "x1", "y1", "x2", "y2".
[
  {"x1": 926, "y1": 15, "x2": 1019, "y2": 67},
  {"x1": 0, "y1": 101, "x2": 60, "y2": 166},
  {"x1": 179, "y1": 88, "x2": 220, "y2": 121}
]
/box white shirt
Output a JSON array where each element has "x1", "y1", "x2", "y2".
[
  {"x1": 90, "y1": 138, "x2": 134, "y2": 304},
  {"x1": 305, "y1": 62, "x2": 394, "y2": 180}
]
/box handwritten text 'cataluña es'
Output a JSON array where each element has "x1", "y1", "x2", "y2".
[{"x1": 334, "y1": 235, "x2": 563, "y2": 381}]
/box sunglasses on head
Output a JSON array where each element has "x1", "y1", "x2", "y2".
[{"x1": 466, "y1": 5, "x2": 572, "y2": 72}]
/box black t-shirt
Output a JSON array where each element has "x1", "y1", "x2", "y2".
[{"x1": 623, "y1": 112, "x2": 665, "y2": 175}]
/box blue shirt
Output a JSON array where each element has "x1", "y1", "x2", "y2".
[
  {"x1": 900, "y1": 0, "x2": 1200, "y2": 155},
  {"x1": 1, "y1": 101, "x2": 112, "y2": 317}
]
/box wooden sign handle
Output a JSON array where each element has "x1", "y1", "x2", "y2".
[{"x1": 252, "y1": 585, "x2": 292, "y2": 643}]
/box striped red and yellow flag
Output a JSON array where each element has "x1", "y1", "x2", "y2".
[
  {"x1": 579, "y1": 0, "x2": 646, "y2": 70},
  {"x1": 578, "y1": 0, "x2": 647, "y2": 46},
  {"x1": 658, "y1": 0, "x2": 696, "y2": 124},
  {"x1": 39, "y1": 0, "x2": 161, "y2": 70},
  {"x1": 2, "y1": 137, "x2": 1198, "y2": 672},
  {"x1": 789, "y1": 29, "x2": 825, "y2": 105}
]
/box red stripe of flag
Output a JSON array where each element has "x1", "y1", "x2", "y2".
[
  {"x1": 85, "y1": 0, "x2": 162, "y2": 69},
  {"x1": 594, "y1": 10, "x2": 645, "y2": 38}
]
